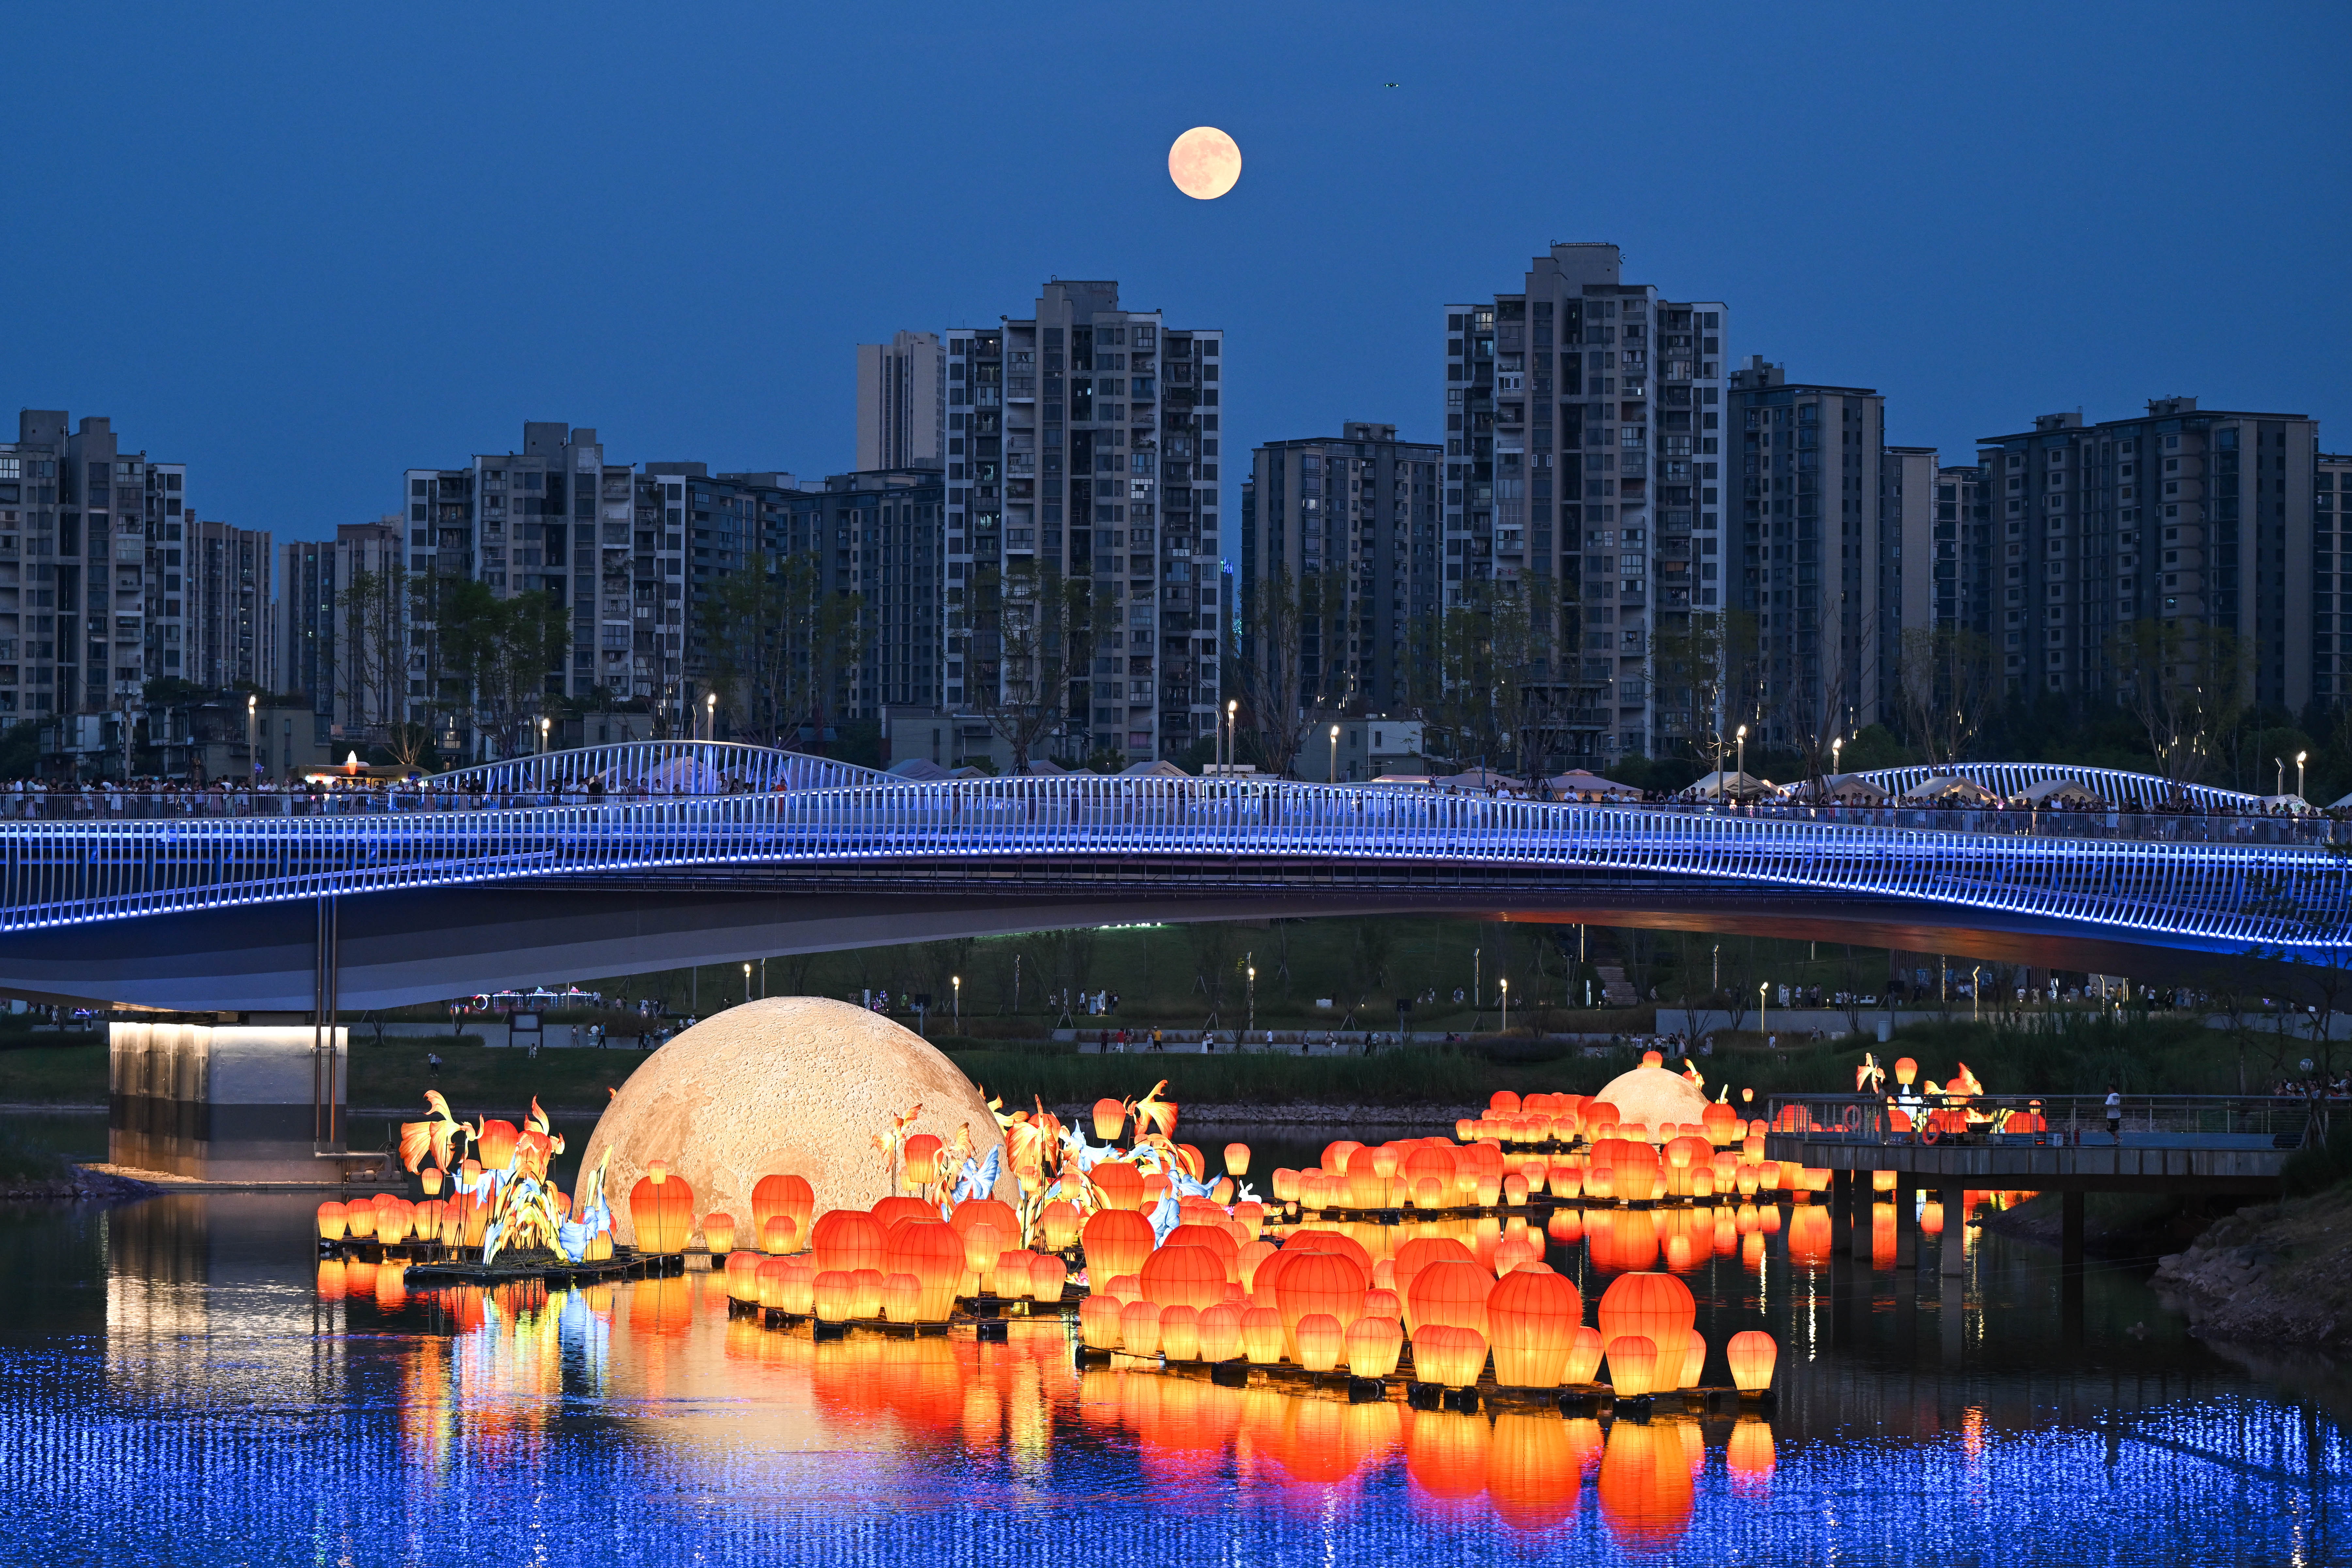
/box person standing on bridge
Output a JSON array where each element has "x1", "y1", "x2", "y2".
[{"x1": 2106, "y1": 1085, "x2": 2122, "y2": 1140}]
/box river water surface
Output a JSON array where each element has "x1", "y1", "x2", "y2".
[{"x1": 1, "y1": 1113, "x2": 2345, "y2": 1566}]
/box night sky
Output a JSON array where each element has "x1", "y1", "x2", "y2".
[{"x1": 2, "y1": 0, "x2": 2344, "y2": 539}]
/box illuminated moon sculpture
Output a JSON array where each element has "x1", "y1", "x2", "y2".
[{"x1": 1168, "y1": 127, "x2": 1242, "y2": 200}]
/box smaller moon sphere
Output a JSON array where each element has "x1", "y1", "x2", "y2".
[{"x1": 1168, "y1": 127, "x2": 1242, "y2": 200}]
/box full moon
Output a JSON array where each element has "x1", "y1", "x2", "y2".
[{"x1": 1168, "y1": 126, "x2": 1242, "y2": 200}]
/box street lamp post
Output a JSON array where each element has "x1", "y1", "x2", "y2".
[
  {"x1": 247, "y1": 694, "x2": 259, "y2": 782},
  {"x1": 1831, "y1": 735, "x2": 1842, "y2": 783},
  {"x1": 2278, "y1": 757, "x2": 2286, "y2": 796},
  {"x1": 1225, "y1": 699, "x2": 1238, "y2": 772},
  {"x1": 1735, "y1": 724, "x2": 1748, "y2": 805},
  {"x1": 538, "y1": 715, "x2": 551, "y2": 754},
  {"x1": 1328, "y1": 724, "x2": 1341, "y2": 785},
  {"x1": 1247, "y1": 960, "x2": 1256, "y2": 1039},
  {"x1": 743, "y1": 962, "x2": 752, "y2": 1006},
  {"x1": 2298, "y1": 750, "x2": 2309, "y2": 801},
  {"x1": 1499, "y1": 976, "x2": 1509, "y2": 1036},
  {"x1": 1759, "y1": 980, "x2": 1769, "y2": 1044},
  {"x1": 704, "y1": 692, "x2": 717, "y2": 742},
  {"x1": 951, "y1": 974, "x2": 960, "y2": 1027}
]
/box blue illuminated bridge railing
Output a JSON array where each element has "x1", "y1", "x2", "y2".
[{"x1": 0, "y1": 741, "x2": 2346, "y2": 958}]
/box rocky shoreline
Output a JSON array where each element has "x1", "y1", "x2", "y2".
[
  {"x1": 2152, "y1": 1188, "x2": 2352, "y2": 1351},
  {"x1": 1, "y1": 1167, "x2": 154, "y2": 1202}
]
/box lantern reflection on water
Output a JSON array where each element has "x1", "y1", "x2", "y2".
[{"x1": 1597, "y1": 1417, "x2": 1696, "y2": 1552}]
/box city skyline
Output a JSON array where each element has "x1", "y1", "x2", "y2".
[{"x1": 0, "y1": 3, "x2": 2343, "y2": 543}]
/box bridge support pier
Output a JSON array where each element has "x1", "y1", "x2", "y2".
[
  {"x1": 1939, "y1": 1184, "x2": 1967, "y2": 1276},
  {"x1": 1896, "y1": 1172, "x2": 1917, "y2": 1268},
  {"x1": 2061, "y1": 1189, "x2": 2086, "y2": 1339}
]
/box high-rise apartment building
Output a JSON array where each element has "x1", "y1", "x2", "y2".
[
  {"x1": 1879, "y1": 445, "x2": 1938, "y2": 719},
  {"x1": 947, "y1": 282, "x2": 1225, "y2": 761},
  {"x1": 1975, "y1": 397, "x2": 2320, "y2": 708},
  {"x1": 1727, "y1": 359, "x2": 1887, "y2": 744},
  {"x1": 770, "y1": 467, "x2": 945, "y2": 721},
  {"x1": 1444, "y1": 243, "x2": 1729, "y2": 762},
  {"x1": 2322, "y1": 453, "x2": 2352, "y2": 707},
  {"x1": 185, "y1": 519, "x2": 274, "y2": 691},
  {"x1": 856, "y1": 331, "x2": 945, "y2": 473},
  {"x1": 1246, "y1": 424, "x2": 1443, "y2": 712},
  {"x1": 643, "y1": 462, "x2": 824, "y2": 724},
  {"x1": 404, "y1": 424, "x2": 655, "y2": 719},
  {"x1": 0, "y1": 412, "x2": 190, "y2": 730},
  {"x1": 277, "y1": 520, "x2": 400, "y2": 735}
]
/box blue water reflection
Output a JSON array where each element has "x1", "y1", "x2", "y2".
[{"x1": 0, "y1": 1183, "x2": 2346, "y2": 1565}]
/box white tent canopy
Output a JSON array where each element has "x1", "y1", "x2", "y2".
[
  {"x1": 1549, "y1": 769, "x2": 1643, "y2": 799},
  {"x1": 1441, "y1": 767, "x2": 1526, "y2": 791},
  {"x1": 2014, "y1": 777, "x2": 2104, "y2": 809},
  {"x1": 1790, "y1": 772, "x2": 1890, "y2": 805},
  {"x1": 1900, "y1": 774, "x2": 1998, "y2": 805},
  {"x1": 1688, "y1": 770, "x2": 1772, "y2": 800},
  {"x1": 2260, "y1": 793, "x2": 2315, "y2": 814},
  {"x1": 1121, "y1": 759, "x2": 1189, "y2": 777},
  {"x1": 886, "y1": 758, "x2": 954, "y2": 781}
]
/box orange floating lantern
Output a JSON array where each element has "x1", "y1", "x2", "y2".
[
  {"x1": 1487, "y1": 1268, "x2": 1583, "y2": 1388},
  {"x1": 846, "y1": 1267, "x2": 885, "y2": 1319},
  {"x1": 1295, "y1": 1312, "x2": 1344, "y2": 1372},
  {"x1": 724, "y1": 1250, "x2": 761, "y2": 1302},
  {"x1": 1405, "y1": 1258, "x2": 1492, "y2": 1339},
  {"x1": 1196, "y1": 1302, "x2": 1244, "y2": 1362},
  {"x1": 760, "y1": 1215, "x2": 799, "y2": 1254},
  {"x1": 902, "y1": 1133, "x2": 944, "y2": 1186},
  {"x1": 810, "y1": 1209, "x2": 887, "y2": 1275},
  {"x1": 880, "y1": 1272, "x2": 924, "y2": 1322},
  {"x1": 751, "y1": 1173, "x2": 815, "y2": 1248},
  {"x1": 1726, "y1": 1329, "x2": 1778, "y2": 1393},
  {"x1": 1092, "y1": 1098, "x2": 1127, "y2": 1141},
  {"x1": 1141, "y1": 1243, "x2": 1228, "y2": 1313},
  {"x1": 1597, "y1": 1272, "x2": 1696, "y2": 1387},
  {"x1": 1031, "y1": 1255, "x2": 1068, "y2": 1302},
  {"x1": 1038, "y1": 1198, "x2": 1081, "y2": 1252},
  {"x1": 1104, "y1": 1273, "x2": 1143, "y2": 1305},
  {"x1": 1088, "y1": 1160, "x2": 1148, "y2": 1212},
  {"x1": 871, "y1": 1194, "x2": 935, "y2": 1234},
  {"x1": 1080, "y1": 1208, "x2": 1155, "y2": 1284},
  {"x1": 1894, "y1": 1056, "x2": 1918, "y2": 1086},
  {"x1": 1079, "y1": 1293, "x2": 1123, "y2": 1349},
  {"x1": 1563, "y1": 1323, "x2": 1605, "y2": 1384},
  {"x1": 1604, "y1": 1334, "x2": 1658, "y2": 1398},
  {"x1": 1118, "y1": 1298, "x2": 1162, "y2": 1355},
  {"x1": 1274, "y1": 1250, "x2": 1368, "y2": 1356},
  {"x1": 1240, "y1": 1306, "x2": 1285, "y2": 1364},
  {"x1": 476, "y1": 1119, "x2": 519, "y2": 1172},
  {"x1": 419, "y1": 1167, "x2": 443, "y2": 1198},
  {"x1": 316, "y1": 1201, "x2": 347, "y2": 1242},
  {"x1": 629, "y1": 1163, "x2": 696, "y2": 1255},
  {"x1": 1157, "y1": 1303, "x2": 1202, "y2": 1360},
  {"x1": 812, "y1": 1269, "x2": 856, "y2": 1322},
  {"x1": 1224, "y1": 1142, "x2": 1251, "y2": 1177},
  {"x1": 962, "y1": 1220, "x2": 1009, "y2": 1294},
  {"x1": 1411, "y1": 1323, "x2": 1488, "y2": 1388},
  {"x1": 1346, "y1": 1314, "x2": 1404, "y2": 1378},
  {"x1": 701, "y1": 1213, "x2": 737, "y2": 1255}
]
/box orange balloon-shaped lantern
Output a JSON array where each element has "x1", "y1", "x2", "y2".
[
  {"x1": 1092, "y1": 1098, "x2": 1126, "y2": 1141},
  {"x1": 1142, "y1": 1243, "x2": 1228, "y2": 1313},
  {"x1": 1295, "y1": 1312, "x2": 1345, "y2": 1373},
  {"x1": 1487, "y1": 1268, "x2": 1583, "y2": 1388},
  {"x1": 1224, "y1": 1142, "x2": 1251, "y2": 1177},
  {"x1": 1604, "y1": 1334, "x2": 1659, "y2": 1398},
  {"x1": 1240, "y1": 1306, "x2": 1285, "y2": 1364},
  {"x1": 1597, "y1": 1272, "x2": 1696, "y2": 1386},
  {"x1": 1726, "y1": 1329, "x2": 1778, "y2": 1392},
  {"x1": 1346, "y1": 1315, "x2": 1404, "y2": 1379},
  {"x1": 1406, "y1": 1258, "x2": 1493, "y2": 1339},
  {"x1": 902, "y1": 1133, "x2": 944, "y2": 1186},
  {"x1": 810, "y1": 1209, "x2": 887, "y2": 1275},
  {"x1": 886, "y1": 1218, "x2": 964, "y2": 1320},
  {"x1": 701, "y1": 1213, "x2": 736, "y2": 1255},
  {"x1": 1197, "y1": 1302, "x2": 1245, "y2": 1363},
  {"x1": 1080, "y1": 1208, "x2": 1155, "y2": 1284},
  {"x1": 1038, "y1": 1198, "x2": 1081, "y2": 1252},
  {"x1": 316, "y1": 1201, "x2": 347, "y2": 1241},
  {"x1": 630, "y1": 1163, "x2": 696, "y2": 1254},
  {"x1": 751, "y1": 1173, "x2": 815, "y2": 1248},
  {"x1": 1118, "y1": 1298, "x2": 1162, "y2": 1355}
]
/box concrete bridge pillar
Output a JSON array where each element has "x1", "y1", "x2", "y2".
[
  {"x1": 1939, "y1": 1183, "x2": 1967, "y2": 1275},
  {"x1": 108, "y1": 1021, "x2": 362, "y2": 1182},
  {"x1": 1895, "y1": 1172, "x2": 1917, "y2": 1268}
]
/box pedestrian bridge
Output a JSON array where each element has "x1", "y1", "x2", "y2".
[{"x1": 0, "y1": 742, "x2": 2344, "y2": 1011}]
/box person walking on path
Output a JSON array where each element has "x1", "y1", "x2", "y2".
[{"x1": 426, "y1": 1051, "x2": 442, "y2": 1081}]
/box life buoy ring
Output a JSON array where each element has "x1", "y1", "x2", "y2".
[{"x1": 1920, "y1": 1123, "x2": 1940, "y2": 1146}]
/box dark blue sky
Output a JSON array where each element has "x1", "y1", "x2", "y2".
[{"x1": 3, "y1": 2, "x2": 2344, "y2": 541}]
